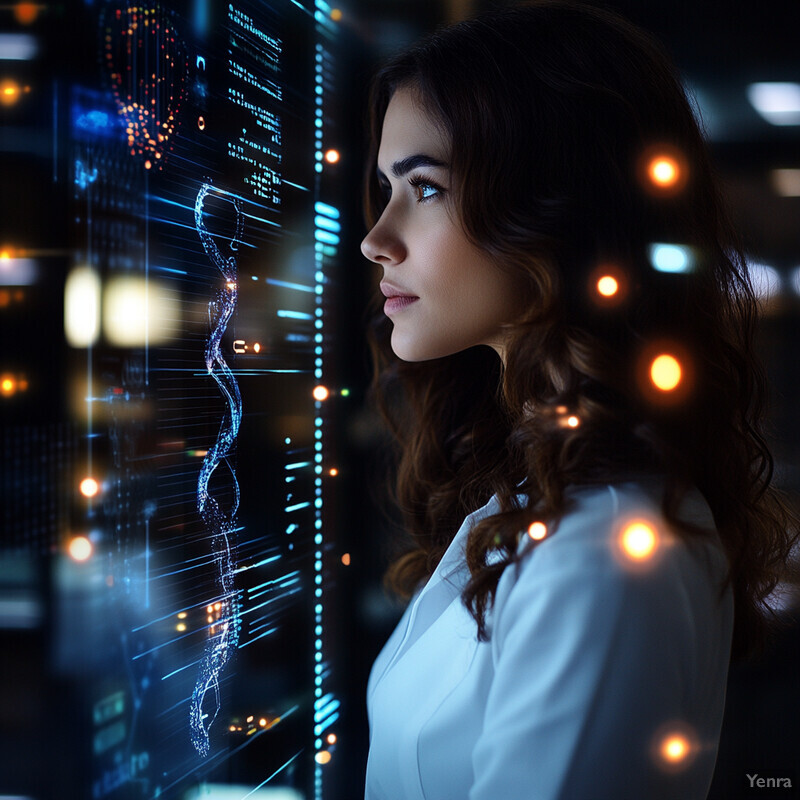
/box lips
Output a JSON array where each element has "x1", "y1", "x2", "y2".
[{"x1": 380, "y1": 281, "x2": 418, "y2": 300}]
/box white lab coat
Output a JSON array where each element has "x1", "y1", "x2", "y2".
[{"x1": 365, "y1": 480, "x2": 733, "y2": 799}]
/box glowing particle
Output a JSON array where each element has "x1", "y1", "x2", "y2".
[
  {"x1": 313, "y1": 385, "x2": 329, "y2": 401},
  {"x1": 597, "y1": 275, "x2": 619, "y2": 297},
  {"x1": 648, "y1": 156, "x2": 680, "y2": 187},
  {"x1": 177, "y1": 611, "x2": 188, "y2": 619},
  {"x1": 327, "y1": 733, "x2": 337, "y2": 744},
  {"x1": 1, "y1": 377, "x2": 15, "y2": 396},
  {"x1": 68, "y1": 535, "x2": 93, "y2": 562},
  {"x1": 566, "y1": 415, "x2": 580, "y2": 428},
  {"x1": 226, "y1": 282, "x2": 236, "y2": 290},
  {"x1": 198, "y1": 116, "x2": 205, "y2": 130},
  {"x1": 1, "y1": 80, "x2": 21, "y2": 106},
  {"x1": 80, "y1": 477, "x2": 100, "y2": 497},
  {"x1": 253, "y1": 342, "x2": 261, "y2": 353},
  {"x1": 650, "y1": 354, "x2": 681, "y2": 391},
  {"x1": 324, "y1": 149, "x2": 340, "y2": 164},
  {"x1": 14, "y1": 2, "x2": 40, "y2": 25},
  {"x1": 527, "y1": 521, "x2": 547, "y2": 540},
  {"x1": 340, "y1": 388, "x2": 350, "y2": 397},
  {"x1": 620, "y1": 521, "x2": 657, "y2": 561},
  {"x1": 259, "y1": 718, "x2": 267, "y2": 727},
  {"x1": 329, "y1": 468, "x2": 338, "y2": 476},
  {"x1": 661, "y1": 734, "x2": 689, "y2": 762},
  {"x1": 229, "y1": 725, "x2": 236, "y2": 732},
  {"x1": 176, "y1": 623, "x2": 187, "y2": 632},
  {"x1": 330, "y1": 8, "x2": 342, "y2": 21},
  {"x1": 341, "y1": 553, "x2": 350, "y2": 566},
  {"x1": 315, "y1": 750, "x2": 332, "y2": 765},
  {"x1": 246, "y1": 715, "x2": 254, "y2": 723}
]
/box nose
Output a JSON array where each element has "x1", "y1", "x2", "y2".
[{"x1": 360, "y1": 212, "x2": 406, "y2": 265}]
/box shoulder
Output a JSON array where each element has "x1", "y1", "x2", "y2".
[{"x1": 490, "y1": 480, "x2": 731, "y2": 650}]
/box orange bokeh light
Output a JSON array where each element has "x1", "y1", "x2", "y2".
[
  {"x1": 313, "y1": 385, "x2": 329, "y2": 401},
  {"x1": 80, "y1": 477, "x2": 100, "y2": 498},
  {"x1": 596, "y1": 275, "x2": 619, "y2": 297},
  {"x1": 68, "y1": 535, "x2": 93, "y2": 562},
  {"x1": 648, "y1": 156, "x2": 680, "y2": 188},
  {"x1": 527, "y1": 521, "x2": 547, "y2": 540},
  {"x1": 620, "y1": 521, "x2": 658, "y2": 561},
  {"x1": 650, "y1": 354, "x2": 682, "y2": 391},
  {"x1": 324, "y1": 149, "x2": 340, "y2": 164},
  {"x1": 14, "y1": 2, "x2": 39, "y2": 24}
]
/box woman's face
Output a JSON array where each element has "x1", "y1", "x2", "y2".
[{"x1": 361, "y1": 87, "x2": 525, "y2": 364}]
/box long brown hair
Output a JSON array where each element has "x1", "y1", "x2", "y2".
[{"x1": 363, "y1": 0, "x2": 798, "y2": 663}]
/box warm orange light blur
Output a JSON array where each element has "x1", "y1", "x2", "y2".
[
  {"x1": 0, "y1": 249, "x2": 10, "y2": 260},
  {"x1": 1, "y1": 81, "x2": 21, "y2": 106},
  {"x1": 80, "y1": 477, "x2": 100, "y2": 498},
  {"x1": 313, "y1": 385, "x2": 329, "y2": 401},
  {"x1": 259, "y1": 717, "x2": 267, "y2": 727},
  {"x1": 648, "y1": 155, "x2": 680, "y2": 188},
  {"x1": 620, "y1": 521, "x2": 657, "y2": 561},
  {"x1": 566, "y1": 415, "x2": 580, "y2": 428},
  {"x1": 253, "y1": 342, "x2": 261, "y2": 353},
  {"x1": 596, "y1": 275, "x2": 619, "y2": 297},
  {"x1": 327, "y1": 733, "x2": 337, "y2": 744},
  {"x1": 68, "y1": 535, "x2": 93, "y2": 562},
  {"x1": 661, "y1": 734, "x2": 690, "y2": 763},
  {"x1": 527, "y1": 521, "x2": 547, "y2": 540},
  {"x1": 14, "y1": 2, "x2": 40, "y2": 24},
  {"x1": 341, "y1": 553, "x2": 350, "y2": 566},
  {"x1": 315, "y1": 750, "x2": 332, "y2": 764},
  {"x1": 1, "y1": 376, "x2": 15, "y2": 396},
  {"x1": 176, "y1": 622, "x2": 187, "y2": 632},
  {"x1": 329, "y1": 468, "x2": 338, "y2": 476},
  {"x1": 330, "y1": 8, "x2": 342, "y2": 21},
  {"x1": 650, "y1": 354, "x2": 682, "y2": 391},
  {"x1": 198, "y1": 116, "x2": 205, "y2": 130},
  {"x1": 324, "y1": 149, "x2": 340, "y2": 164}
]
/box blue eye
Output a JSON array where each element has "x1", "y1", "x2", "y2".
[{"x1": 408, "y1": 175, "x2": 444, "y2": 203}]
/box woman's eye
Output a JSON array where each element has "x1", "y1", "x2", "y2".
[{"x1": 409, "y1": 177, "x2": 443, "y2": 203}]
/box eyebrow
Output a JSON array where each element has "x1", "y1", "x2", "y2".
[{"x1": 376, "y1": 153, "x2": 448, "y2": 181}]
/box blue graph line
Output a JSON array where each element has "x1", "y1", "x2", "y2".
[{"x1": 189, "y1": 182, "x2": 244, "y2": 757}]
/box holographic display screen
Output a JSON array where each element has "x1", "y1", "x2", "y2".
[{"x1": 0, "y1": 1, "x2": 343, "y2": 798}]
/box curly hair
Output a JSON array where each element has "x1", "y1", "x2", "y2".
[{"x1": 362, "y1": 0, "x2": 798, "y2": 663}]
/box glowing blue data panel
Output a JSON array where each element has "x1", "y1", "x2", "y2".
[{"x1": 1, "y1": 0, "x2": 344, "y2": 797}]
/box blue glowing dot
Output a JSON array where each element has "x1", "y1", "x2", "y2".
[
  {"x1": 315, "y1": 498, "x2": 323, "y2": 509},
  {"x1": 648, "y1": 243, "x2": 695, "y2": 273},
  {"x1": 315, "y1": 466, "x2": 322, "y2": 474},
  {"x1": 316, "y1": 625, "x2": 322, "y2": 635},
  {"x1": 315, "y1": 649, "x2": 323, "y2": 658},
  {"x1": 315, "y1": 164, "x2": 323, "y2": 173},
  {"x1": 285, "y1": 437, "x2": 291, "y2": 444},
  {"x1": 316, "y1": 588, "x2": 322, "y2": 597},
  {"x1": 315, "y1": 454, "x2": 323, "y2": 463},
  {"x1": 315, "y1": 604, "x2": 323, "y2": 613},
  {"x1": 315, "y1": 638, "x2": 322, "y2": 649},
  {"x1": 315, "y1": 416, "x2": 322, "y2": 425}
]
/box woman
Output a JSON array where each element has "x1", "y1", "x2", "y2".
[{"x1": 359, "y1": 2, "x2": 797, "y2": 798}]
